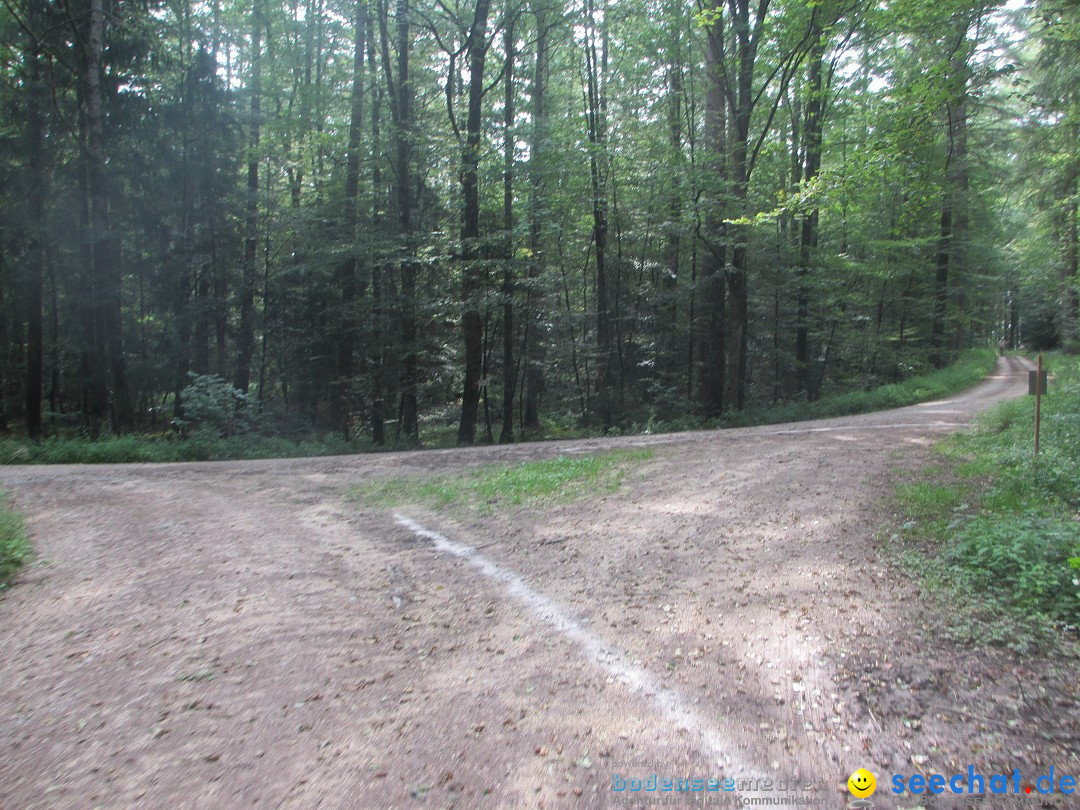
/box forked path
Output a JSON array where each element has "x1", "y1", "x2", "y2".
[{"x1": 1, "y1": 356, "x2": 1062, "y2": 809}]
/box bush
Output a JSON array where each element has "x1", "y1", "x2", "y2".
[
  {"x1": 176, "y1": 374, "x2": 260, "y2": 438},
  {"x1": 946, "y1": 515, "x2": 1080, "y2": 624},
  {"x1": 897, "y1": 352, "x2": 1080, "y2": 649},
  {"x1": 0, "y1": 493, "x2": 28, "y2": 591}
]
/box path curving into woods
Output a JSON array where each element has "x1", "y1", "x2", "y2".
[{"x1": 2, "y1": 355, "x2": 1073, "y2": 809}]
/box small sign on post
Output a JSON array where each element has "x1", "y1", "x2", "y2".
[
  {"x1": 1031, "y1": 354, "x2": 1046, "y2": 457},
  {"x1": 1028, "y1": 369, "x2": 1048, "y2": 395}
]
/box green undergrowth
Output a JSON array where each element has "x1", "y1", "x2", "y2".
[
  {"x1": 0, "y1": 349, "x2": 994, "y2": 464},
  {"x1": 889, "y1": 353, "x2": 1080, "y2": 654},
  {"x1": 0, "y1": 433, "x2": 366, "y2": 465},
  {"x1": 716, "y1": 348, "x2": 996, "y2": 429},
  {"x1": 349, "y1": 449, "x2": 652, "y2": 514},
  {"x1": 536, "y1": 348, "x2": 995, "y2": 437},
  {"x1": 0, "y1": 491, "x2": 29, "y2": 592}
]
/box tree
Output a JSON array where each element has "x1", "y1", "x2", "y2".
[
  {"x1": 499, "y1": 4, "x2": 518, "y2": 444},
  {"x1": 0, "y1": 0, "x2": 1051, "y2": 445},
  {"x1": 236, "y1": 0, "x2": 263, "y2": 394},
  {"x1": 331, "y1": 0, "x2": 368, "y2": 438},
  {"x1": 21, "y1": 0, "x2": 47, "y2": 437},
  {"x1": 521, "y1": 0, "x2": 553, "y2": 432},
  {"x1": 457, "y1": 0, "x2": 494, "y2": 445}
]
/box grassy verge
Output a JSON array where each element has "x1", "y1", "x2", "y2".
[
  {"x1": 889, "y1": 352, "x2": 1080, "y2": 653},
  {"x1": 718, "y1": 348, "x2": 998, "y2": 428},
  {"x1": 540, "y1": 348, "x2": 997, "y2": 436},
  {"x1": 0, "y1": 433, "x2": 368, "y2": 465},
  {"x1": 0, "y1": 492, "x2": 29, "y2": 592},
  {"x1": 0, "y1": 349, "x2": 995, "y2": 464},
  {"x1": 349, "y1": 449, "x2": 652, "y2": 515}
]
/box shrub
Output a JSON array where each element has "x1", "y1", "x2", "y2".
[
  {"x1": 946, "y1": 515, "x2": 1080, "y2": 624},
  {"x1": 0, "y1": 493, "x2": 28, "y2": 591},
  {"x1": 176, "y1": 374, "x2": 260, "y2": 438}
]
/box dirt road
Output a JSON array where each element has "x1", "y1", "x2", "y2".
[{"x1": 1, "y1": 356, "x2": 1074, "y2": 809}]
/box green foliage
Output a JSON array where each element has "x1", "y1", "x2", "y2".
[
  {"x1": 1, "y1": 0, "x2": 1039, "y2": 442},
  {"x1": 0, "y1": 492, "x2": 29, "y2": 591},
  {"x1": 894, "y1": 353, "x2": 1080, "y2": 651},
  {"x1": 718, "y1": 349, "x2": 996, "y2": 428},
  {"x1": 0, "y1": 433, "x2": 366, "y2": 465},
  {"x1": 947, "y1": 515, "x2": 1079, "y2": 623},
  {"x1": 176, "y1": 374, "x2": 260, "y2": 438},
  {"x1": 350, "y1": 449, "x2": 653, "y2": 514},
  {"x1": 0, "y1": 351, "x2": 994, "y2": 464},
  {"x1": 543, "y1": 350, "x2": 994, "y2": 438},
  {"x1": 894, "y1": 482, "x2": 964, "y2": 518}
]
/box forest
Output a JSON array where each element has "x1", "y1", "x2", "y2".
[{"x1": 0, "y1": 0, "x2": 1076, "y2": 447}]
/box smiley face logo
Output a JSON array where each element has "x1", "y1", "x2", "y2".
[{"x1": 848, "y1": 768, "x2": 877, "y2": 798}]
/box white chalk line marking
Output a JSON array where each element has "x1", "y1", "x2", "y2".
[{"x1": 394, "y1": 513, "x2": 787, "y2": 800}]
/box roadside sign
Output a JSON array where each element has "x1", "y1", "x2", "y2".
[
  {"x1": 1033, "y1": 354, "x2": 1046, "y2": 457},
  {"x1": 1028, "y1": 370, "x2": 1048, "y2": 395}
]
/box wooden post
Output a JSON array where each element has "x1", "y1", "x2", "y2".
[{"x1": 1034, "y1": 353, "x2": 1042, "y2": 457}]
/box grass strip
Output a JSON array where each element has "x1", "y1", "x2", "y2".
[
  {"x1": 889, "y1": 352, "x2": 1080, "y2": 653},
  {"x1": 0, "y1": 491, "x2": 29, "y2": 592},
  {"x1": 349, "y1": 449, "x2": 652, "y2": 514}
]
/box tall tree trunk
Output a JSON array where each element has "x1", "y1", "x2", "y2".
[
  {"x1": 194, "y1": 261, "x2": 210, "y2": 374},
  {"x1": 698, "y1": 0, "x2": 726, "y2": 418},
  {"x1": 1062, "y1": 108, "x2": 1079, "y2": 351},
  {"x1": 173, "y1": 22, "x2": 195, "y2": 425},
  {"x1": 24, "y1": 1, "x2": 47, "y2": 438},
  {"x1": 333, "y1": 0, "x2": 367, "y2": 438},
  {"x1": 522, "y1": 0, "x2": 549, "y2": 431},
  {"x1": 721, "y1": 0, "x2": 758, "y2": 412},
  {"x1": 368, "y1": 11, "x2": 386, "y2": 444},
  {"x1": 80, "y1": 0, "x2": 130, "y2": 431},
  {"x1": 499, "y1": 10, "x2": 516, "y2": 444},
  {"x1": 585, "y1": 0, "x2": 613, "y2": 428},
  {"x1": 796, "y1": 15, "x2": 824, "y2": 398},
  {"x1": 236, "y1": 0, "x2": 262, "y2": 393},
  {"x1": 397, "y1": 0, "x2": 418, "y2": 439},
  {"x1": 457, "y1": 0, "x2": 494, "y2": 445},
  {"x1": 930, "y1": 21, "x2": 970, "y2": 368},
  {"x1": 661, "y1": 4, "x2": 684, "y2": 382},
  {"x1": 0, "y1": 238, "x2": 9, "y2": 432},
  {"x1": 380, "y1": 0, "x2": 418, "y2": 439}
]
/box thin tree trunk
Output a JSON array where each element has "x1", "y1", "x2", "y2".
[
  {"x1": 1061, "y1": 112, "x2": 1079, "y2": 351},
  {"x1": 0, "y1": 240, "x2": 8, "y2": 433},
  {"x1": 796, "y1": 16, "x2": 823, "y2": 397},
  {"x1": 584, "y1": 0, "x2": 613, "y2": 429},
  {"x1": 499, "y1": 10, "x2": 516, "y2": 444},
  {"x1": 522, "y1": 0, "x2": 548, "y2": 431},
  {"x1": 236, "y1": 0, "x2": 262, "y2": 393},
  {"x1": 24, "y1": 2, "x2": 47, "y2": 438},
  {"x1": 333, "y1": 0, "x2": 367, "y2": 438},
  {"x1": 380, "y1": 0, "x2": 418, "y2": 439},
  {"x1": 397, "y1": 0, "x2": 418, "y2": 439},
  {"x1": 369, "y1": 11, "x2": 386, "y2": 444},
  {"x1": 81, "y1": 0, "x2": 130, "y2": 431},
  {"x1": 48, "y1": 251, "x2": 61, "y2": 416},
  {"x1": 457, "y1": 0, "x2": 494, "y2": 445},
  {"x1": 661, "y1": 2, "x2": 683, "y2": 380},
  {"x1": 698, "y1": 0, "x2": 726, "y2": 417},
  {"x1": 722, "y1": 0, "x2": 757, "y2": 413},
  {"x1": 930, "y1": 22, "x2": 970, "y2": 368}
]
